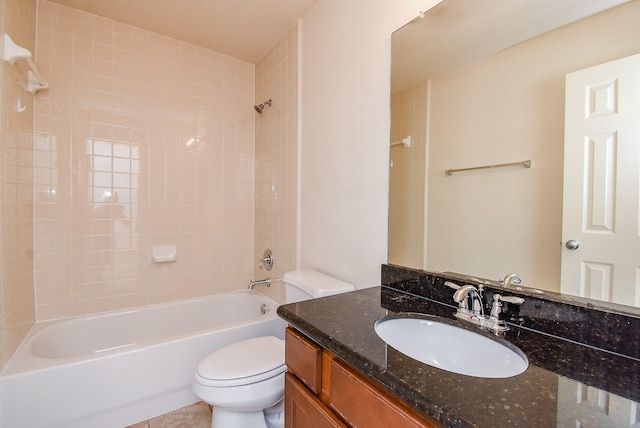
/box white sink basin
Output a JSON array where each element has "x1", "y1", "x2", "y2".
[{"x1": 374, "y1": 316, "x2": 528, "y2": 378}]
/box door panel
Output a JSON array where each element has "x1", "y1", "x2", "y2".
[{"x1": 561, "y1": 53, "x2": 640, "y2": 307}]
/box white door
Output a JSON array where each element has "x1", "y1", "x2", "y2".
[
  {"x1": 556, "y1": 377, "x2": 640, "y2": 427},
  {"x1": 561, "y1": 53, "x2": 640, "y2": 307}
]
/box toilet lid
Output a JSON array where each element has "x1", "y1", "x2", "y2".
[{"x1": 196, "y1": 336, "x2": 285, "y2": 387}]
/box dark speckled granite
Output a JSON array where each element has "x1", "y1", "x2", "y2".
[{"x1": 278, "y1": 276, "x2": 640, "y2": 427}]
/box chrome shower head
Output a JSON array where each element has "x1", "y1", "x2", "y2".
[{"x1": 254, "y1": 99, "x2": 272, "y2": 114}]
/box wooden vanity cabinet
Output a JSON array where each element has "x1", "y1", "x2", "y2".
[
  {"x1": 285, "y1": 374, "x2": 347, "y2": 428},
  {"x1": 285, "y1": 327, "x2": 441, "y2": 428}
]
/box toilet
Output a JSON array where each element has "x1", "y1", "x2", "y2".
[{"x1": 193, "y1": 269, "x2": 355, "y2": 428}]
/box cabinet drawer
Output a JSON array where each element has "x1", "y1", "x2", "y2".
[
  {"x1": 285, "y1": 327, "x2": 322, "y2": 394},
  {"x1": 285, "y1": 373, "x2": 347, "y2": 428},
  {"x1": 329, "y1": 358, "x2": 440, "y2": 428}
]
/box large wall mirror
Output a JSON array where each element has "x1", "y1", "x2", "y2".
[{"x1": 389, "y1": 0, "x2": 640, "y2": 309}]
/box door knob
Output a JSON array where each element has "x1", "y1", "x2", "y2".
[{"x1": 565, "y1": 240, "x2": 580, "y2": 250}]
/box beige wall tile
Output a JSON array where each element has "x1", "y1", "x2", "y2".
[
  {"x1": 388, "y1": 84, "x2": 427, "y2": 269},
  {"x1": 253, "y1": 22, "x2": 298, "y2": 304},
  {"x1": 33, "y1": 1, "x2": 256, "y2": 320},
  {"x1": 0, "y1": 0, "x2": 37, "y2": 370}
]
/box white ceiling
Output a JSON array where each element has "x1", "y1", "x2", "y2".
[
  {"x1": 46, "y1": 0, "x2": 320, "y2": 63},
  {"x1": 391, "y1": 0, "x2": 631, "y2": 93}
]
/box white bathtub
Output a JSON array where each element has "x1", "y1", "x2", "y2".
[{"x1": 0, "y1": 290, "x2": 286, "y2": 428}]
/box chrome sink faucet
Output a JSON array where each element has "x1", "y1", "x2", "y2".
[
  {"x1": 448, "y1": 282, "x2": 525, "y2": 333},
  {"x1": 501, "y1": 273, "x2": 521, "y2": 288},
  {"x1": 453, "y1": 285, "x2": 485, "y2": 322}
]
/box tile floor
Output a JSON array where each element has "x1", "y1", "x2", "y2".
[{"x1": 126, "y1": 402, "x2": 211, "y2": 428}]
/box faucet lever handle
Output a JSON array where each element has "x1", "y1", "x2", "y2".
[
  {"x1": 500, "y1": 295, "x2": 525, "y2": 305},
  {"x1": 444, "y1": 281, "x2": 460, "y2": 290},
  {"x1": 490, "y1": 294, "x2": 524, "y2": 319}
]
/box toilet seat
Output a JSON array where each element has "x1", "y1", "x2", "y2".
[{"x1": 196, "y1": 336, "x2": 285, "y2": 387}]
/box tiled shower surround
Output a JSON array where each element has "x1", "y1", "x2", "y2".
[
  {"x1": 388, "y1": 84, "x2": 427, "y2": 269},
  {"x1": 31, "y1": 1, "x2": 295, "y2": 321},
  {"x1": 0, "y1": 0, "x2": 37, "y2": 369},
  {"x1": 253, "y1": 23, "x2": 298, "y2": 304}
]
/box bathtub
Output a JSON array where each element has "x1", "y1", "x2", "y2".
[{"x1": 0, "y1": 290, "x2": 286, "y2": 428}]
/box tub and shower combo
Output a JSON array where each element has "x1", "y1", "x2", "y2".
[{"x1": 0, "y1": 290, "x2": 285, "y2": 428}]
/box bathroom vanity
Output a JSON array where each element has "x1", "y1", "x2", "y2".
[
  {"x1": 277, "y1": 265, "x2": 640, "y2": 427},
  {"x1": 284, "y1": 327, "x2": 439, "y2": 427}
]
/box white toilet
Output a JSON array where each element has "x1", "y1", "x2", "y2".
[{"x1": 193, "y1": 269, "x2": 355, "y2": 428}]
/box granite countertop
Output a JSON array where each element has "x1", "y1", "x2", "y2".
[{"x1": 277, "y1": 286, "x2": 640, "y2": 428}]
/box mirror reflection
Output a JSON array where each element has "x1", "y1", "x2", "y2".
[{"x1": 388, "y1": 0, "x2": 640, "y2": 308}]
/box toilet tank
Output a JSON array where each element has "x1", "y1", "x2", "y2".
[{"x1": 283, "y1": 269, "x2": 355, "y2": 303}]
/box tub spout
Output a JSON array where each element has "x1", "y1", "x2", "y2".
[{"x1": 249, "y1": 277, "x2": 271, "y2": 289}]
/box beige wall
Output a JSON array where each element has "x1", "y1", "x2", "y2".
[
  {"x1": 254, "y1": 22, "x2": 299, "y2": 304},
  {"x1": 299, "y1": 0, "x2": 439, "y2": 288},
  {"x1": 33, "y1": 1, "x2": 256, "y2": 320},
  {"x1": 425, "y1": 1, "x2": 640, "y2": 289},
  {"x1": 0, "y1": 0, "x2": 37, "y2": 370},
  {"x1": 389, "y1": 84, "x2": 427, "y2": 268}
]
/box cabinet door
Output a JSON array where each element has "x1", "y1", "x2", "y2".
[
  {"x1": 285, "y1": 373, "x2": 347, "y2": 428},
  {"x1": 329, "y1": 359, "x2": 440, "y2": 428},
  {"x1": 286, "y1": 328, "x2": 322, "y2": 394}
]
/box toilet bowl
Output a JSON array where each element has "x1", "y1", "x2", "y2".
[
  {"x1": 193, "y1": 336, "x2": 286, "y2": 428},
  {"x1": 193, "y1": 269, "x2": 355, "y2": 428}
]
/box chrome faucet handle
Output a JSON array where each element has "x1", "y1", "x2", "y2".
[
  {"x1": 444, "y1": 281, "x2": 460, "y2": 289},
  {"x1": 446, "y1": 281, "x2": 468, "y2": 310},
  {"x1": 258, "y1": 249, "x2": 274, "y2": 271},
  {"x1": 491, "y1": 294, "x2": 524, "y2": 311},
  {"x1": 499, "y1": 295, "x2": 525, "y2": 305},
  {"x1": 486, "y1": 294, "x2": 524, "y2": 333},
  {"x1": 489, "y1": 295, "x2": 502, "y2": 320},
  {"x1": 489, "y1": 294, "x2": 524, "y2": 320}
]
